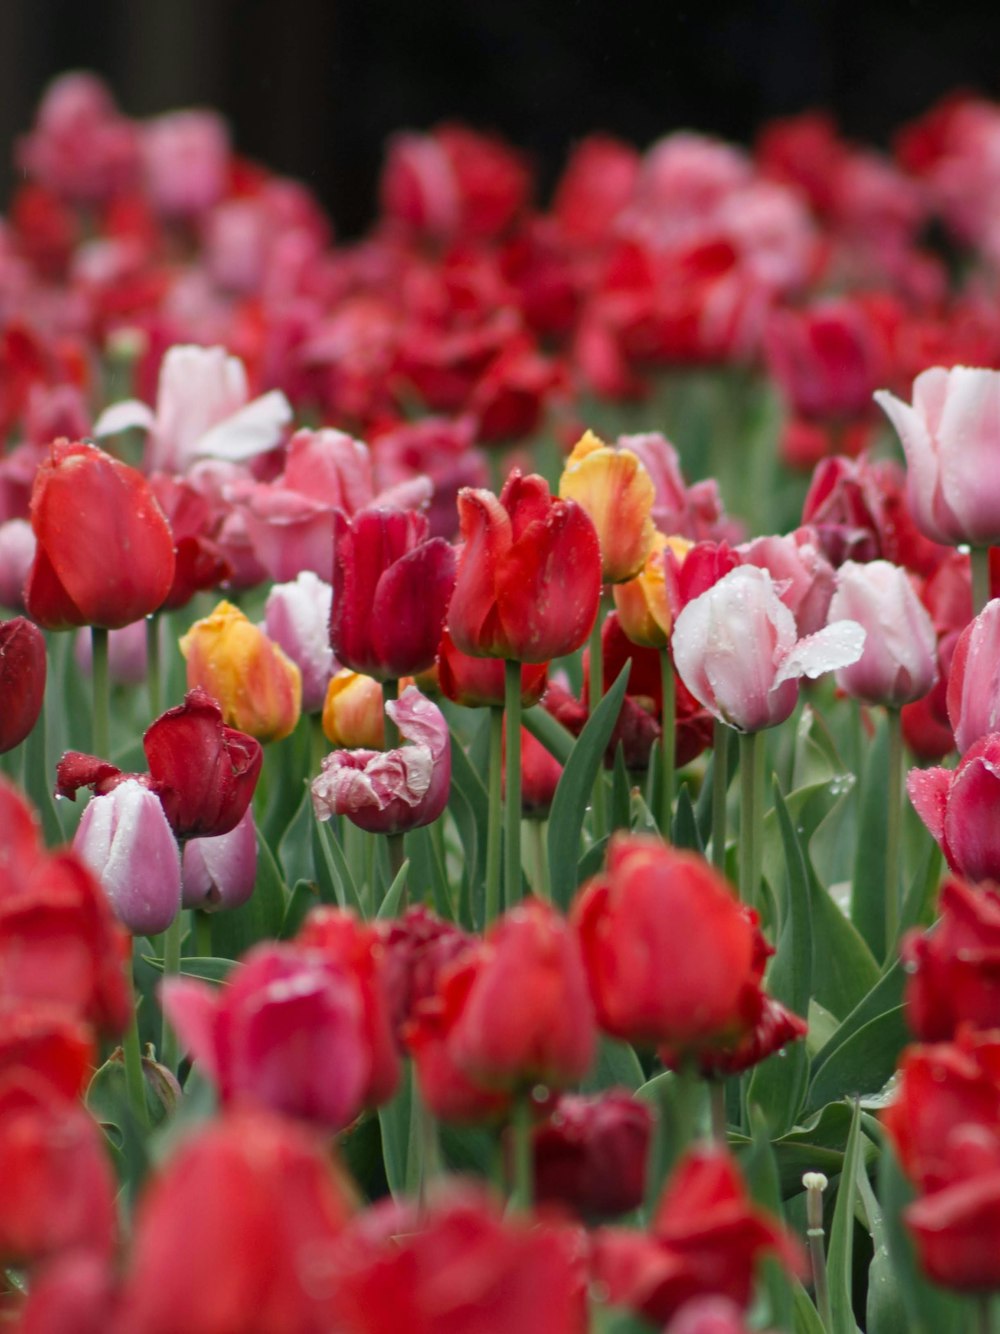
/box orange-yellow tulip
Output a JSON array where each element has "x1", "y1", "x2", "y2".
[{"x1": 559, "y1": 429, "x2": 655, "y2": 584}]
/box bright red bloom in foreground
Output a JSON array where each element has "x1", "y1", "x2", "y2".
[
  {"x1": 0, "y1": 616, "x2": 46, "y2": 753},
  {"x1": 25, "y1": 438, "x2": 175, "y2": 629},
  {"x1": 449, "y1": 470, "x2": 601, "y2": 663}
]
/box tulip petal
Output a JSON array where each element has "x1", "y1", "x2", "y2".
[
  {"x1": 448, "y1": 488, "x2": 512, "y2": 657},
  {"x1": 370, "y1": 537, "x2": 456, "y2": 679},
  {"x1": 194, "y1": 390, "x2": 293, "y2": 462},
  {"x1": 92, "y1": 399, "x2": 157, "y2": 438},
  {"x1": 160, "y1": 977, "x2": 222, "y2": 1080},
  {"x1": 936, "y1": 368, "x2": 1000, "y2": 546},
  {"x1": 772, "y1": 618, "x2": 866, "y2": 688}
]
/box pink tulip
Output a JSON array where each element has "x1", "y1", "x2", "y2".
[
  {"x1": 875, "y1": 367, "x2": 1000, "y2": 546},
  {"x1": 909, "y1": 735, "x2": 1000, "y2": 883},
  {"x1": 182, "y1": 808, "x2": 258, "y2": 913},
  {"x1": 672, "y1": 565, "x2": 865, "y2": 732},
  {"x1": 0, "y1": 520, "x2": 35, "y2": 610},
  {"x1": 737, "y1": 526, "x2": 835, "y2": 636},
  {"x1": 947, "y1": 599, "x2": 1000, "y2": 753},
  {"x1": 264, "y1": 572, "x2": 335, "y2": 712},
  {"x1": 311, "y1": 687, "x2": 451, "y2": 834},
  {"x1": 141, "y1": 109, "x2": 229, "y2": 218},
  {"x1": 827, "y1": 560, "x2": 937, "y2": 706},
  {"x1": 74, "y1": 778, "x2": 182, "y2": 935}
]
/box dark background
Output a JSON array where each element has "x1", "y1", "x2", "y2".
[{"x1": 0, "y1": 0, "x2": 995, "y2": 236}]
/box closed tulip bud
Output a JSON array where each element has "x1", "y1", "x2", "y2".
[
  {"x1": 181, "y1": 807, "x2": 257, "y2": 913},
  {"x1": 74, "y1": 778, "x2": 182, "y2": 935},
  {"x1": 612, "y1": 532, "x2": 674, "y2": 648},
  {"x1": 559, "y1": 429, "x2": 656, "y2": 583},
  {"x1": 180, "y1": 599, "x2": 302, "y2": 743},
  {"x1": 25, "y1": 438, "x2": 175, "y2": 629},
  {"x1": 902, "y1": 878, "x2": 1000, "y2": 1041},
  {"x1": 909, "y1": 736, "x2": 1000, "y2": 882},
  {"x1": 948, "y1": 599, "x2": 1000, "y2": 754},
  {"x1": 531, "y1": 1090, "x2": 652, "y2": 1219},
  {"x1": 573, "y1": 835, "x2": 759, "y2": 1050},
  {"x1": 437, "y1": 627, "x2": 548, "y2": 708},
  {"x1": 263, "y1": 572, "x2": 335, "y2": 713},
  {"x1": 450, "y1": 470, "x2": 602, "y2": 662},
  {"x1": 876, "y1": 366, "x2": 1000, "y2": 546},
  {"x1": 673, "y1": 565, "x2": 865, "y2": 732},
  {"x1": 0, "y1": 616, "x2": 46, "y2": 753},
  {"x1": 312, "y1": 687, "x2": 450, "y2": 835},
  {"x1": 446, "y1": 899, "x2": 596, "y2": 1091},
  {"x1": 331, "y1": 506, "x2": 456, "y2": 681},
  {"x1": 322, "y1": 669, "x2": 385, "y2": 749},
  {"x1": 828, "y1": 560, "x2": 937, "y2": 706}
]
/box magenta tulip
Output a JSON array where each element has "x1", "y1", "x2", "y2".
[{"x1": 909, "y1": 735, "x2": 1000, "y2": 882}]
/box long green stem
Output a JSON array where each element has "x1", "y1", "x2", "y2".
[
  {"x1": 976, "y1": 1296, "x2": 995, "y2": 1334},
  {"x1": 382, "y1": 678, "x2": 400, "y2": 748},
  {"x1": 738, "y1": 730, "x2": 765, "y2": 905},
  {"x1": 194, "y1": 908, "x2": 213, "y2": 957},
  {"x1": 510, "y1": 1094, "x2": 534, "y2": 1209},
  {"x1": 91, "y1": 625, "x2": 109, "y2": 756},
  {"x1": 972, "y1": 547, "x2": 992, "y2": 618},
  {"x1": 588, "y1": 603, "x2": 607, "y2": 840},
  {"x1": 504, "y1": 661, "x2": 523, "y2": 910},
  {"x1": 123, "y1": 946, "x2": 148, "y2": 1130},
  {"x1": 309, "y1": 713, "x2": 326, "y2": 777},
  {"x1": 670, "y1": 1062, "x2": 704, "y2": 1164},
  {"x1": 711, "y1": 721, "x2": 729, "y2": 872},
  {"x1": 485, "y1": 705, "x2": 504, "y2": 925},
  {"x1": 709, "y1": 1080, "x2": 727, "y2": 1143},
  {"x1": 527, "y1": 818, "x2": 550, "y2": 900},
  {"x1": 146, "y1": 614, "x2": 162, "y2": 720},
  {"x1": 659, "y1": 647, "x2": 676, "y2": 839},
  {"x1": 885, "y1": 707, "x2": 904, "y2": 959},
  {"x1": 160, "y1": 903, "x2": 183, "y2": 1072}
]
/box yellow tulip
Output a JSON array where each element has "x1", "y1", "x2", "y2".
[{"x1": 558, "y1": 429, "x2": 656, "y2": 583}]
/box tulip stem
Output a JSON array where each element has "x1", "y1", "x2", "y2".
[
  {"x1": 194, "y1": 908, "x2": 212, "y2": 958},
  {"x1": 711, "y1": 721, "x2": 729, "y2": 872},
  {"x1": 976, "y1": 1296, "x2": 995, "y2": 1334},
  {"x1": 123, "y1": 947, "x2": 148, "y2": 1131},
  {"x1": 485, "y1": 705, "x2": 504, "y2": 925},
  {"x1": 885, "y1": 707, "x2": 903, "y2": 959},
  {"x1": 528, "y1": 818, "x2": 550, "y2": 901},
  {"x1": 659, "y1": 647, "x2": 675, "y2": 839},
  {"x1": 589, "y1": 605, "x2": 608, "y2": 840},
  {"x1": 91, "y1": 625, "x2": 110, "y2": 756},
  {"x1": 972, "y1": 547, "x2": 992, "y2": 617},
  {"x1": 504, "y1": 661, "x2": 523, "y2": 909},
  {"x1": 309, "y1": 714, "x2": 326, "y2": 778},
  {"x1": 160, "y1": 905, "x2": 183, "y2": 1073},
  {"x1": 383, "y1": 678, "x2": 400, "y2": 749},
  {"x1": 146, "y1": 614, "x2": 162, "y2": 720},
  {"x1": 510, "y1": 1093, "x2": 534, "y2": 1209},
  {"x1": 738, "y1": 730, "x2": 765, "y2": 906},
  {"x1": 709, "y1": 1081, "x2": 727, "y2": 1143}
]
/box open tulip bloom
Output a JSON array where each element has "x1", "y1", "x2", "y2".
[{"x1": 11, "y1": 74, "x2": 1000, "y2": 1332}]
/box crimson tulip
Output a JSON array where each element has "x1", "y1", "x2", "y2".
[
  {"x1": 531, "y1": 1090, "x2": 652, "y2": 1220},
  {"x1": 25, "y1": 438, "x2": 175, "y2": 629},
  {"x1": 449, "y1": 470, "x2": 601, "y2": 663},
  {"x1": 0, "y1": 616, "x2": 46, "y2": 753},
  {"x1": 0, "y1": 1002, "x2": 94, "y2": 1102},
  {"x1": 331, "y1": 506, "x2": 455, "y2": 682},
  {"x1": 903, "y1": 878, "x2": 1000, "y2": 1041}
]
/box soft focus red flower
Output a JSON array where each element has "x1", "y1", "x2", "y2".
[
  {"x1": 902, "y1": 879, "x2": 1000, "y2": 1041},
  {"x1": 25, "y1": 438, "x2": 176, "y2": 630},
  {"x1": 0, "y1": 615, "x2": 46, "y2": 753},
  {"x1": 591, "y1": 1146, "x2": 802, "y2": 1325},
  {"x1": 572, "y1": 836, "x2": 759, "y2": 1050},
  {"x1": 531, "y1": 1090, "x2": 652, "y2": 1220},
  {"x1": 449, "y1": 470, "x2": 601, "y2": 663},
  {"x1": 331, "y1": 507, "x2": 456, "y2": 681},
  {"x1": 118, "y1": 1111, "x2": 355, "y2": 1334},
  {"x1": 375, "y1": 905, "x2": 474, "y2": 1045},
  {"x1": 0, "y1": 1002, "x2": 94, "y2": 1102}
]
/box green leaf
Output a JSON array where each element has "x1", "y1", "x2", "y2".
[
  {"x1": 405, "y1": 824, "x2": 454, "y2": 918},
  {"x1": 852, "y1": 716, "x2": 888, "y2": 958},
  {"x1": 86, "y1": 1056, "x2": 152, "y2": 1206},
  {"x1": 792, "y1": 1280, "x2": 828, "y2": 1334},
  {"x1": 580, "y1": 1035, "x2": 646, "y2": 1094},
  {"x1": 729, "y1": 1101, "x2": 877, "y2": 1196},
  {"x1": 279, "y1": 879, "x2": 320, "y2": 939},
  {"x1": 577, "y1": 834, "x2": 610, "y2": 886},
  {"x1": 827, "y1": 1099, "x2": 864, "y2": 1334},
  {"x1": 812, "y1": 959, "x2": 906, "y2": 1076},
  {"x1": 278, "y1": 785, "x2": 316, "y2": 886},
  {"x1": 208, "y1": 826, "x2": 288, "y2": 959},
  {"x1": 739, "y1": 1109, "x2": 793, "y2": 1333},
  {"x1": 807, "y1": 1006, "x2": 908, "y2": 1112},
  {"x1": 671, "y1": 782, "x2": 703, "y2": 854},
  {"x1": 142, "y1": 954, "x2": 233, "y2": 983},
  {"x1": 522, "y1": 703, "x2": 575, "y2": 765},
  {"x1": 610, "y1": 743, "x2": 631, "y2": 833},
  {"x1": 377, "y1": 859, "x2": 410, "y2": 920},
  {"x1": 548, "y1": 663, "x2": 630, "y2": 910},
  {"x1": 22, "y1": 679, "x2": 64, "y2": 846},
  {"x1": 313, "y1": 818, "x2": 366, "y2": 918},
  {"x1": 856, "y1": 1140, "x2": 908, "y2": 1334},
  {"x1": 448, "y1": 779, "x2": 482, "y2": 930},
  {"x1": 377, "y1": 1063, "x2": 414, "y2": 1199},
  {"x1": 808, "y1": 872, "x2": 880, "y2": 1020}
]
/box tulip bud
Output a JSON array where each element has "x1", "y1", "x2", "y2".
[
  {"x1": 180, "y1": 599, "x2": 302, "y2": 743},
  {"x1": 828, "y1": 560, "x2": 937, "y2": 706},
  {"x1": 612, "y1": 532, "x2": 673, "y2": 648},
  {"x1": 322, "y1": 669, "x2": 385, "y2": 749},
  {"x1": 182, "y1": 807, "x2": 258, "y2": 912},
  {"x1": 437, "y1": 627, "x2": 547, "y2": 708},
  {"x1": 559, "y1": 429, "x2": 656, "y2": 583},
  {"x1": 909, "y1": 735, "x2": 1000, "y2": 883},
  {"x1": 74, "y1": 778, "x2": 182, "y2": 935},
  {"x1": 0, "y1": 616, "x2": 46, "y2": 753},
  {"x1": 531, "y1": 1090, "x2": 652, "y2": 1219},
  {"x1": 947, "y1": 599, "x2": 1000, "y2": 754},
  {"x1": 263, "y1": 571, "x2": 335, "y2": 713}
]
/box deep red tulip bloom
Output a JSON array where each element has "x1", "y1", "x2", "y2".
[
  {"x1": 531, "y1": 1090, "x2": 652, "y2": 1220},
  {"x1": 449, "y1": 470, "x2": 601, "y2": 663},
  {"x1": 25, "y1": 438, "x2": 175, "y2": 629},
  {"x1": 0, "y1": 616, "x2": 46, "y2": 753},
  {"x1": 0, "y1": 1002, "x2": 95, "y2": 1102},
  {"x1": 331, "y1": 506, "x2": 456, "y2": 681},
  {"x1": 903, "y1": 879, "x2": 1000, "y2": 1041},
  {"x1": 119, "y1": 1111, "x2": 355, "y2": 1334},
  {"x1": 437, "y1": 626, "x2": 548, "y2": 708},
  {"x1": 0, "y1": 1070, "x2": 118, "y2": 1269},
  {"x1": 375, "y1": 905, "x2": 474, "y2": 1044}
]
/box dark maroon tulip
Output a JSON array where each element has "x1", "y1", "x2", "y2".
[
  {"x1": 531, "y1": 1090, "x2": 652, "y2": 1220},
  {"x1": 331, "y1": 506, "x2": 456, "y2": 681},
  {"x1": 0, "y1": 616, "x2": 46, "y2": 753}
]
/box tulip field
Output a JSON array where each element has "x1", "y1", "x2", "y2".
[{"x1": 7, "y1": 72, "x2": 1000, "y2": 1333}]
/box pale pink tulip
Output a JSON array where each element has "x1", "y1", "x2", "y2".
[
  {"x1": 182, "y1": 808, "x2": 258, "y2": 912},
  {"x1": 828, "y1": 560, "x2": 937, "y2": 707},
  {"x1": 947, "y1": 599, "x2": 1000, "y2": 753}
]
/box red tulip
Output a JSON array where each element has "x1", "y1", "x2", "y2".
[
  {"x1": 25, "y1": 438, "x2": 175, "y2": 629},
  {"x1": 437, "y1": 626, "x2": 548, "y2": 708},
  {"x1": 449, "y1": 470, "x2": 601, "y2": 663},
  {"x1": 903, "y1": 879, "x2": 1000, "y2": 1041},
  {"x1": 374, "y1": 905, "x2": 474, "y2": 1044},
  {"x1": 331, "y1": 507, "x2": 456, "y2": 681},
  {"x1": 531, "y1": 1090, "x2": 652, "y2": 1220},
  {"x1": 0, "y1": 616, "x2": 46, "y2": 753},
  {"x1": 0, "y1": 1002, "x2": 94, "y2": 1101}
]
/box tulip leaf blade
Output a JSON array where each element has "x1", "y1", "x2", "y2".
[
  {"x1": 856, "y1": 1137, "x2": 908, "y2": 1334},
  {"x1": 827, "y1": 1098, "x2": 865, "y2": 1334},
  {"x1": 313, "y1": 817, "x2": 366, "y2": 919},
  {"x1": 278, "y1": 786, "x2": 317, "y2": 887},
  {"x1": 447, "y1": 732, "x2": 490, "y2": 924},
  {"x1": 580, "y1": 1035, "x2": 646, "y2": 1094},
  {"x1": 279, "y1": 879, "x2": 320, "y2": 940},
  {"x1": 522, "y1": 703, "x2": 575, "y2": 765},
  {"x1": 377, "y1": 859, "x2": 410, "y2": 920},
  {"x1": 811, "y1": 959, "x2": 906, "y2": 1077},
  {"x1": 808, "y1": 870, "x2": 880, "y2": 1020},
  {"x1": 671, "y1": 782, "x2": 703, "y2": 854},
  {"x1": 142, "y1": 954, "x2": 234, "y2": 983},
  {"x1": 548, "y1": 663, "x2": 631, "y2": 910},
  {"x1": 806, "y1": 1006, "x2": 908, "y2": 1112},
  {"x1": 851, "y1": 716, "x2": 888, "y2": 959},
  {"x1": 377, "y1": 1062, "x2": 414, "y2": 1200}
]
